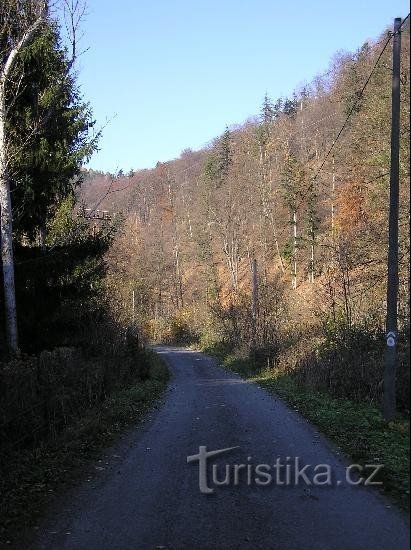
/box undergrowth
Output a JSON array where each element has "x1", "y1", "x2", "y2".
[{"x1": 0, "y1": 350, "x2": 168, "y2": 547}]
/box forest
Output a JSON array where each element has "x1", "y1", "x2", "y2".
[
  {"x1": 82, "y1": 21, "x2": 410, "y2": 410},
  {"x1": 0, "y1": 3, "x2": 169, "y2": 539},
  {"x1": 0, "y1": 1, "x2": 409, "y2": 544}
]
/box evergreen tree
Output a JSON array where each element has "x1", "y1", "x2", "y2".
[
  {"x1": 306, "y1": 188, "x2": 320, "y2": 283},
  {"x1": 281, "y1": 154, "x2": 306, "y2": 288},
  {"x1": 218, "y1": 125, "x2": 232, "y2": 179},
  {"x1": 204, "y1": 126, "x2": 232, "y2": 187},
  {"x1": 283, "y1": 95, "x2": 298, "y2": 117},
  {"x1": 257, "y1": 94, "x2": 275, "y2": 146},
  {"x1": 7, "y1": 22, "x2": 98, "y2": 241},
  {"x1": 261, "y1": 93, "x2": 275, "y2": 125},
  {"x1": 0, "y1": 0, "x2": 48, "y2": 351},
  {"x1": 274, "y1": 97, "x2": 283, "y2": 116}
]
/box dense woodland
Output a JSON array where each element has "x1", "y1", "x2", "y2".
[
  {"x1": 0, "y1": 1, "x2": 144, "y2": 458},
  {"x1": 0, "y1": 2, "x2": 409, "y2": 539},
  {"x1": 0, "y1": 1, "x2": 409, "y2": 465},
  {"x1": 82, "y1": 24, "x2": 410, "y2": 408}
]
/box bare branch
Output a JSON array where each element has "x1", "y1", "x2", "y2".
[
  {"x1": 61, "y1": 0, "x2": 88, "y2": 68},
  {"x1": 1, "y1": 3, "x2": 48, "y2": 83}
]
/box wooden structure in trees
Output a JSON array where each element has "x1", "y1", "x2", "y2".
[{"x1": 78, "y1": 207, "x2": 113, "y2": 222}]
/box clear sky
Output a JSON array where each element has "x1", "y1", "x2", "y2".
[{"x1": 76, "y1": 0, "x2": 409, "y2": 173}]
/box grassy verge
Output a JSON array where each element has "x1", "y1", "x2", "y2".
[
  {"x1": 204, "y1": 344, "x2": 410, "y2": 511},
  {"x1": 0, "y1": 350, "x2": 168, "y2": 547}
]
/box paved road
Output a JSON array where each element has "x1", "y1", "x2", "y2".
[{"x1": 31, "y1": 347, "x2": 409, "y2": 550}]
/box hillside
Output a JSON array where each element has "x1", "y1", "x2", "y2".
[
  {"x1": 1, "y1": 5, "x2": 410, "y2": 545},
  {"x1": 82, "y1": 25, "x2": 409, "y2": 367}
]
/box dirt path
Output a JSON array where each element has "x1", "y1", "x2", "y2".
[{"x1": 30, "y1": 347, "x2": 409, "y2": 549}]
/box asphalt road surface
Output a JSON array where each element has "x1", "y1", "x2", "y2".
[{"x1": 30, "y1": 347, "x2": 409, "y2": 550}]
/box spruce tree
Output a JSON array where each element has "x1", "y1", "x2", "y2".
[{"x1": 7, "y1": 22, "x2": 98, "y2": 241}]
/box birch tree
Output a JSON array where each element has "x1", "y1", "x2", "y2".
[
  {"x1": 0, "y1": 0, "x2": 87, "y2": 352},
  {"x1": 281, "y1": 154, "x2": 305, "y2": 289},
  {"x1": 256, "y1": 94, "x2": 285, "y2": 271},
  {"x1": 0, "y1": 1, "x2": 47, "y2": 351}
]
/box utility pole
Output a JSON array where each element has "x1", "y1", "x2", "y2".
[{"x1": 383, "y1": 17, "x2": 402, "y2": 423}]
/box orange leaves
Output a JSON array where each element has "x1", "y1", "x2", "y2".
[
  {"x1": 335, "y1": 180, "x2": 368, "y2": 240},
  {"x1": 158, "y1": 192, "x2": 174, "y2": 224}
]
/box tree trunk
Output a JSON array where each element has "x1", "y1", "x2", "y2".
[
  {"x1": 0, "y1": 9, "x2": 46, "y2": 353},
  {"x1": 331, "y1": 155, "x2": 336, "y2": 237},
  {"x1": 292, "y1": 210, "x2": 297, "y2": 290},
  {"x1": 259, "y1": 144, "x2": 285, "y2": 272},
  {"x1": 310, "y1": 241, "x2": 315, "y2": 283},
  {"x1": 223, "y1": 236, "x2": 239, "y2": 292},
  {"x1": 251, "y1": 258, "x2": 258, "y2": 348},
  {"x1": 0, "y1": 84, "x2": 18, "y2": 352},
  {"x1": 174, "y1": 245, "x2": 184, "y2": 308},
  {"x1": 38, "y1": 225, "x2": 47, "y2": 249}
]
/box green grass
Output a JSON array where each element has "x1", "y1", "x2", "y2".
[
  {"x1": 205, "y1": 345, "x2": 410, "y2": 511},
  {"x1": 0, "y1": 350, "x2": 169, "y2": 547}
]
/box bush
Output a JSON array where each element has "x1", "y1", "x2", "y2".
[
  {"x1": 288, "y1": 325, "x2": 410, "y2": 412},
  {"x1": 0, "y1": 344, "x2": 151, "y2": 455},
  {"x1": 165, "y1": 310, "x2": 198, "y2": 345},
  {"x1": 249, "y1": 343, "x2": 280, "y2": 370}
]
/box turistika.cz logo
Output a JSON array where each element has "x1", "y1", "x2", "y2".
[{"x1": 187, "y1": 446, "x2": 384, "y2": 494}]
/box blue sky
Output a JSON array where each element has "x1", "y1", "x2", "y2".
[{"x1": 76, "y1": 0, "x2": 409, "y2": 173}]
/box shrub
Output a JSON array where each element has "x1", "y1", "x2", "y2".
[
  {"x1": 288, "y1": 325, "x2": 410, "y2": 411},
  {"x1": 0, "y1": 343, "x2": 151, "y2": 455}
]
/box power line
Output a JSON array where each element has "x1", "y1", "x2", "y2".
[
  {"x1": 311, "y1": 33, "x2": 393, "y2": 183},
  {"x1": 276, "y1": 30, "x2": 395, "y2": 241},
  {"x1": 399, "y1": 12, "x2": 409, "y2": 30}
]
